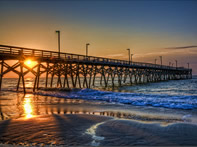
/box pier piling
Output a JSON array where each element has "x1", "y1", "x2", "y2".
[{"x1": 0, "y1": 44, "x2": 192, "y2": 92}]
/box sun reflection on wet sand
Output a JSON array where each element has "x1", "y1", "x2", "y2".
[{"x1": 23, "y1": 95, "x2": 34, "y2": 119}]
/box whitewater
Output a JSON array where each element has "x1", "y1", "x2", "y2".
[{"x1": 1, "y1": 75, "x2": 197, "y2": 110}]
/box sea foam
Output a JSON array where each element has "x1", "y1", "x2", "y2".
[{"x1": 35, "y1": 88, "x2": 197, "y2": 110}]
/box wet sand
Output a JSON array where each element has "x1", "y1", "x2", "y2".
[
  {"x1": 0, "y1": 114, "x2": 197, "y2": 146},
  {"x1": 0, "y1": 114, "x2": 111, "y2": 146},
  {"x1": 97, "y1": 119, "x2": 197, "y2": 146}
]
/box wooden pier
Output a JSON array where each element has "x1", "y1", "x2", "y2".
[{"x1": 0, "y1": 45, "x2": 192, "y2": 93}]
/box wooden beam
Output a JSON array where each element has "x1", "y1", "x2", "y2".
[
  {"x1": 20, "y1": 61, "x2": 26, "y2": 93},
  {"x1": 0, "y1": 60, "x2": 4, "y2": 90}
]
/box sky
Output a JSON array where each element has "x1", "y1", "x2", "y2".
[{"x1": 0, "y1": 0, "x2": 197, "y2": 75}]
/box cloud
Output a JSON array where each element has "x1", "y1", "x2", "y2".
[
  {"x1": 165, "y1": 45, "x2": 197, "y2": 50},
  {"x1": 104, "y1": 53, "x2": 124, "y2": 58},
  {"x1": 134, "y1": 51, "x2": 169, "y2": 58}
]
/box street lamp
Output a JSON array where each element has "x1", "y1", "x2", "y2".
[
  {"x1": 159, "y1": 56, "x2": 162, "y2": 66},
  {"x1": 131, "y1": 54, "x2": 134, "y2": 63},
  {"x1": 86, "y1": 43, "x2": 90, "y2": 57},
  {"x1": 155, "y1": 59, "x2": 157, "y2": 64},
  {"x1": 169, "y1": 62, "x2": 171, "y2": 66},
  {"x1": 127, "y1": 48, "x2": 130, "y2": 64},
  {"x1": 56, "y1": 30, "x2": 60, "y2": 58},
  {"x1": 187, "y1": 63, "x2": 190, "y2": 69},
  {"x1": 175, "y1": 60, "x2": 177, "y2": 68}
]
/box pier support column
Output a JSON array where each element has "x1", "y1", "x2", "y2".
[
  {"x1": 20, "y1": 61, "x2": 26, "y2": 94},
  {"x1": 0, "y1": 60, "x2": 4, "y2": 90},
  {"x1": 36, "y1": 62, "x2": 41, "y2": 89},
  {"x1": 45, "y1": 62, "x2": 49, "y2": 88}
]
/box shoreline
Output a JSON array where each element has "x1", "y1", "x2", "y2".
[{"x1": 1, "y1": 76, "x2": 197, "y2": 111}]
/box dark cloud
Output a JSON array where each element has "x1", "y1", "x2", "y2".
[{"x1": 165, "y1": 46, "x2": 197, "y2": 49}]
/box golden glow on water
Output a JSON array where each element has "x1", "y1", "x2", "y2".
[
  {"x1": 23, "y1": 95, "x2": 34, "y2": 119},
  {"x1": 25, "y1": 78, "x2": 34, "y2": 88}
]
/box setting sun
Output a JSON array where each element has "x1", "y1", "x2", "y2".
[
  {"x1": 25, "y1": 60, "x2": 32, "y2": 65},
  {"x1": 24, "y1": 59, "x2": 37, "y2": 68}
]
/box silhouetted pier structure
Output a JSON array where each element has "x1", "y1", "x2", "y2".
[{"x1": 0, "y1": 45, "x2": 192, "y2": 93}]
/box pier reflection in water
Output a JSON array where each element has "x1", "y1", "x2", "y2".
[
  {"x1": 0, "y1": 91, "x2": 186, "y2": 125},
  {"x1": 0, "y1": 92, "x2": 108, "y2": 120},
  {"x1": 0, "y1": 92, "x2": 118, "y2": 120}
]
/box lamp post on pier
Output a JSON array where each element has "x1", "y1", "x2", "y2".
[
  {"x1": 131, "y1": 54, "x2": 134, "y2": 63},
  {"x1": 86, "y1": 43, "x2": 90, "y2": 57},
  {"x1": 56, "y1": 30, "x2": 60, "y2": 58},
  {"x1": 187, "y1": 63, "x2": 190, "y2": 69},
  {"x1": 159, "y1": 56, "x2": 162, "y2": 66},
  {"x1": 155, "y1": 59, "x2": 157, "y2": 64},
  {"x1": 175, "y1": 60, "x2": 177, "y2": 68},
  {"x1": 127, "y1": 48, "x2": 130, "y2": 64}
]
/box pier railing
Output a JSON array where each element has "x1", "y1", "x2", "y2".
[{"x1": 0, "y1": 44, "x2": 190, "y2": 71}]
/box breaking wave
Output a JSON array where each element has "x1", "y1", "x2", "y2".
[{"x1": 35, "y1": 88, "x2": 197, "y2": 110}]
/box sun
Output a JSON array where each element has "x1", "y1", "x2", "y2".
[
  {"x1": 26, "y1": 60, "x2": 32, "y2": 65},
  {"x1": 24, "y1": 59, "x2": 37, "y2": 68}
]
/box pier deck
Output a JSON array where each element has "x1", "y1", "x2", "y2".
[{"x1": 0, "y1": 45, "x2": 192, "y2": 93}]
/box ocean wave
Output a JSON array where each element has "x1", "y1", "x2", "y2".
[{"x1": 35, "y1": 88, "x2": 197, "y2": 110}]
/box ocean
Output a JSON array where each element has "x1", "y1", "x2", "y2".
[{"x1": 1, "y1": 75, "x2": 197, "y2": 110}]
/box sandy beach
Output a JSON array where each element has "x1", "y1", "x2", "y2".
[
  {"x1": 0, "y1": 114, "x2": 111, "y2": 146},
  {"x1": 0, "y1": 113, "x2": 197, "y2": 146}
]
